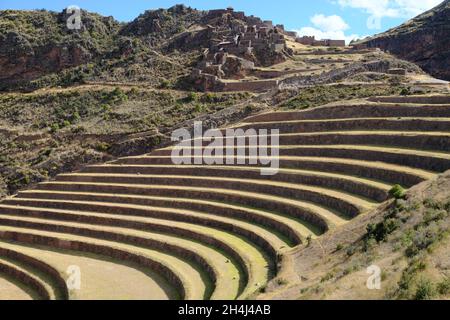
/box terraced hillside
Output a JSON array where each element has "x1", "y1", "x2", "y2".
[{"x1": 0, "y1": 95, "x2": 449, "y2": 300}]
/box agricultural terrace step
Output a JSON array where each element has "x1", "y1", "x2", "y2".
[
  {"x1": 0, "y1": 199, "x2": 284, "y2": 263},
  {"x1": 244, "y1": 104, "x2": 450, "y2": 122},
  {"x1": 149, "y1": 144, "x2": 450, "y2": 173},
  {"x1": 54, "y1": 174, "x2": 372, "y2": 219},
  {"x1": 0, "y1": 258, "x2": 50, "y2": 300},
  {"x1": 116, "y1": 156, "x2": 432, "y2": 188},
  {"x1": 0, "y1": 240, "x2": 173, "y2": 300},
  {"x1": 14, "y1": 191, "x2": 316, "y2": 241},
  {"x1": 0, "y1": 276, "x2": 32, "y2": 300},
  {"x1": 83, "y1": 165, "x2": 390, "y2": 202},
  {"x1": 171, "y1": 131, "x2": 450, "y2": 152},
  {"x1": 367, "y1": 96, "x2": 450, "y2": 104},
  {"x1": 4, "y1": 197, "x2": 301, "y2": 247},
  {"x1": 0, "y1": 205, "x2": 283, "y2": 299},
  {"x1": 0, "y1": 227, "x2": 196, "y2": 300},
  {"x1": 231, "y1": 117, "x2": 450, "y2": 133},
  {"x1": 27, "y1": 182, "x2": 334, "y2": 234},
  {"x1": 0, "y1": 246, "x2": 69, "y2": 300},
  {"x1": 0, "y1": 206, "x2": 248, "y2": 300},
  {"x1": 0, "y1": 211, "x2": 271, "y2": 300}
]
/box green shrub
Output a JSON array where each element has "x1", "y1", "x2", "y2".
[
  {"x1": 95, "y1": 142, "x2": 110, "y2": 152},
  {"x1": 423, "y1": 198, "x2": 444, "y2": 210},
  {"x1": 397, "y1": 260, "x2": 427, "y2": 297},
  {"x1": 366, "y1": 218, "x2": 400, "y2": 243},
  {"x1": 400, "y1": 87, "x2": 411, "y2": 96},
  {"x1": 244, "y1": 104, "x2": 255, "y2": 113},
  {"x1": 320, "y1": 271, "x2": 335, "y2": 283},
  {"x1": 50, "y1": 123, "x2": 60, "y2": 133},
  {"x1": 201, "y1": 92, "x2": 216, "y2": 103},
  {"x1": 159, "y1": 79, "x2": 171, "y2": 89},
  {"x1": 71, "y1": 126, "x2": 86, "y2": 134},
  {"x1": 194, "y1": 104, "x2": 205, "y2": 113},
  {"x1": 389, "y1": 184, "x2": 406, "y2": 199},
  {"x1": 363, "y1": 236, "x2": 377, "y2": 252},
  {"x1": 423, "y1": 209, "x2": 447, "y2": 226},
  {"x1": 186, "y1": 92, "x2": 198, "y2": 102},
  {"x1": 128, "y1": 87, "x2": 139, "y2": 96},
  {"x1": 101, "y1": 104, "x2": 111, "y2": 112},
  {"x1": 400, "y1": 230, "x2": 414, "y2": 247},
  {"x1": 437, "y1": 278, "x2": 450, "y2": 295},
  {"x1": 71, "y1": 112, "x2": 81, "y2": 122},
  {"x1": 415, "y1": 278, "x2": 436, "y2": 300},
  {"x1": 346, "y1": 246, "x2": 356, "y2": 257},
  {"x1": 405, "y1": 225, "x2": 441, "y2": 257},
  {"x1": 445, "y1": 201, "x2": 450, "y2": 212},
  {"x1": 108, "y1": 87, "x2": 128, "y2": 104}
]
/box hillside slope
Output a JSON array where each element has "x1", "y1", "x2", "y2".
[
  {"x1": 0, "y1": 9, "x2": 121, "y2": 87},
  {"x1": 0, "y1": 94, "x2": 449, "y2": 299},
  {"x1": 361, "y1": 0, "x2": 450, "y2": 81},
  {"x1": 259, "y1": 170, "x2": 450, "y2": 300},
  {"x1": 0, "y1": 5, "x2": 291, "y2": 91}
]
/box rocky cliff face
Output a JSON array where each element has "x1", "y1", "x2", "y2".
[
  {"x1": 0, "y1": 9, "x2": 120, "y2": 88},
  {"x1": 120, "y1": 4, "x2": 206, "y2": 44},
  {"x1": 361, "y1": 0, "x2": 450, "y2": 80}
]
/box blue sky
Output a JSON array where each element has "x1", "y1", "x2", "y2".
[{"x1": 0, "y1": 0, "x2": 443, "y2": 42}]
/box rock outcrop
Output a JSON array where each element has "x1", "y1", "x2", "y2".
[
  {"x1": 0, "y1": 9, "x2": 120, "y2": 89},
  {"x1": 360, "y1": 0, "x2": 450, "y2": 80}
]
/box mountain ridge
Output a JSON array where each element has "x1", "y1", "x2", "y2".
[{"x1": 360, "y1": 0, "x2": 450, "y2": 80}]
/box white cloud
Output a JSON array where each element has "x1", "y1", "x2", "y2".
[
  {"x1": 394, "y1": 0, "x2": 444, "y2": 16},
  {"x1": 295, "y1": 14, "x2": 362, "y2": 44},
  {"x1": 335, "y1": 0, "x2": 442, "y2": 20},
  {"x1": 310, "y1": 14, "x2": 349, "y2": 32},
  {"x1": 334, "y1": 0, "x2": 443, "y2": 29},
  {"x1": 293, "y1": 0, "x2": 441, "y2": 43}
]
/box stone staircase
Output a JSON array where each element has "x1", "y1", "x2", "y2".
[{"x1": 0, "y1": 95, "x2": 449, "y2": 300}]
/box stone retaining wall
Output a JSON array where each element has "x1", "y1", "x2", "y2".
[
  {"x1": 83, "y1": 165, "x2": 388, "y2": 202},
  {"x1": 0, "y1": 261, "x2": 50, "y2": 300},
  {"x1": 245, "y1": 104, "x2": 450, "y2": 122},
  {"x1": 0, "y1": 231, "x2": 187, "y2": 300},
  {"x1": 14, "y1": 193, "x2": 302, "y2": 247},
  {"x1": 0, "y1": 247, "x2": 69, "y2": 299},
  {"x1": 368, "y1": 96, "x2": 450, "y2": 104},
  {"x1": 35, "y1": 183, "x2": 330, "y2": 233},
  {"x1": 219, "y1": 79, "x2": 279, "y2": 92},
  {"x1": 56, "y1": 175, "x2": 361, "y2": 218}
]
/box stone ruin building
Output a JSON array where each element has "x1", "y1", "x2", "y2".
[
  {"x1": 191, "y1": 7, "x2": 296, "y2": 91},
  {"x1": 296, "y1": 35, "x2": 346, "y2": 47}
]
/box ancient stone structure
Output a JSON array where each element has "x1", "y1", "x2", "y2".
[
  {"x1": 296, "y1": 36, "x2": 346, "y2": 47},
  {"x1": 388, "y1": 68, "x2": 407, "y2": 75},
  {"x1": 351, "y1": 43, "x2": 368, "y2": 50},
  {"x1": 191, "y1": 7, "x2": 295, "y2": 91}
]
